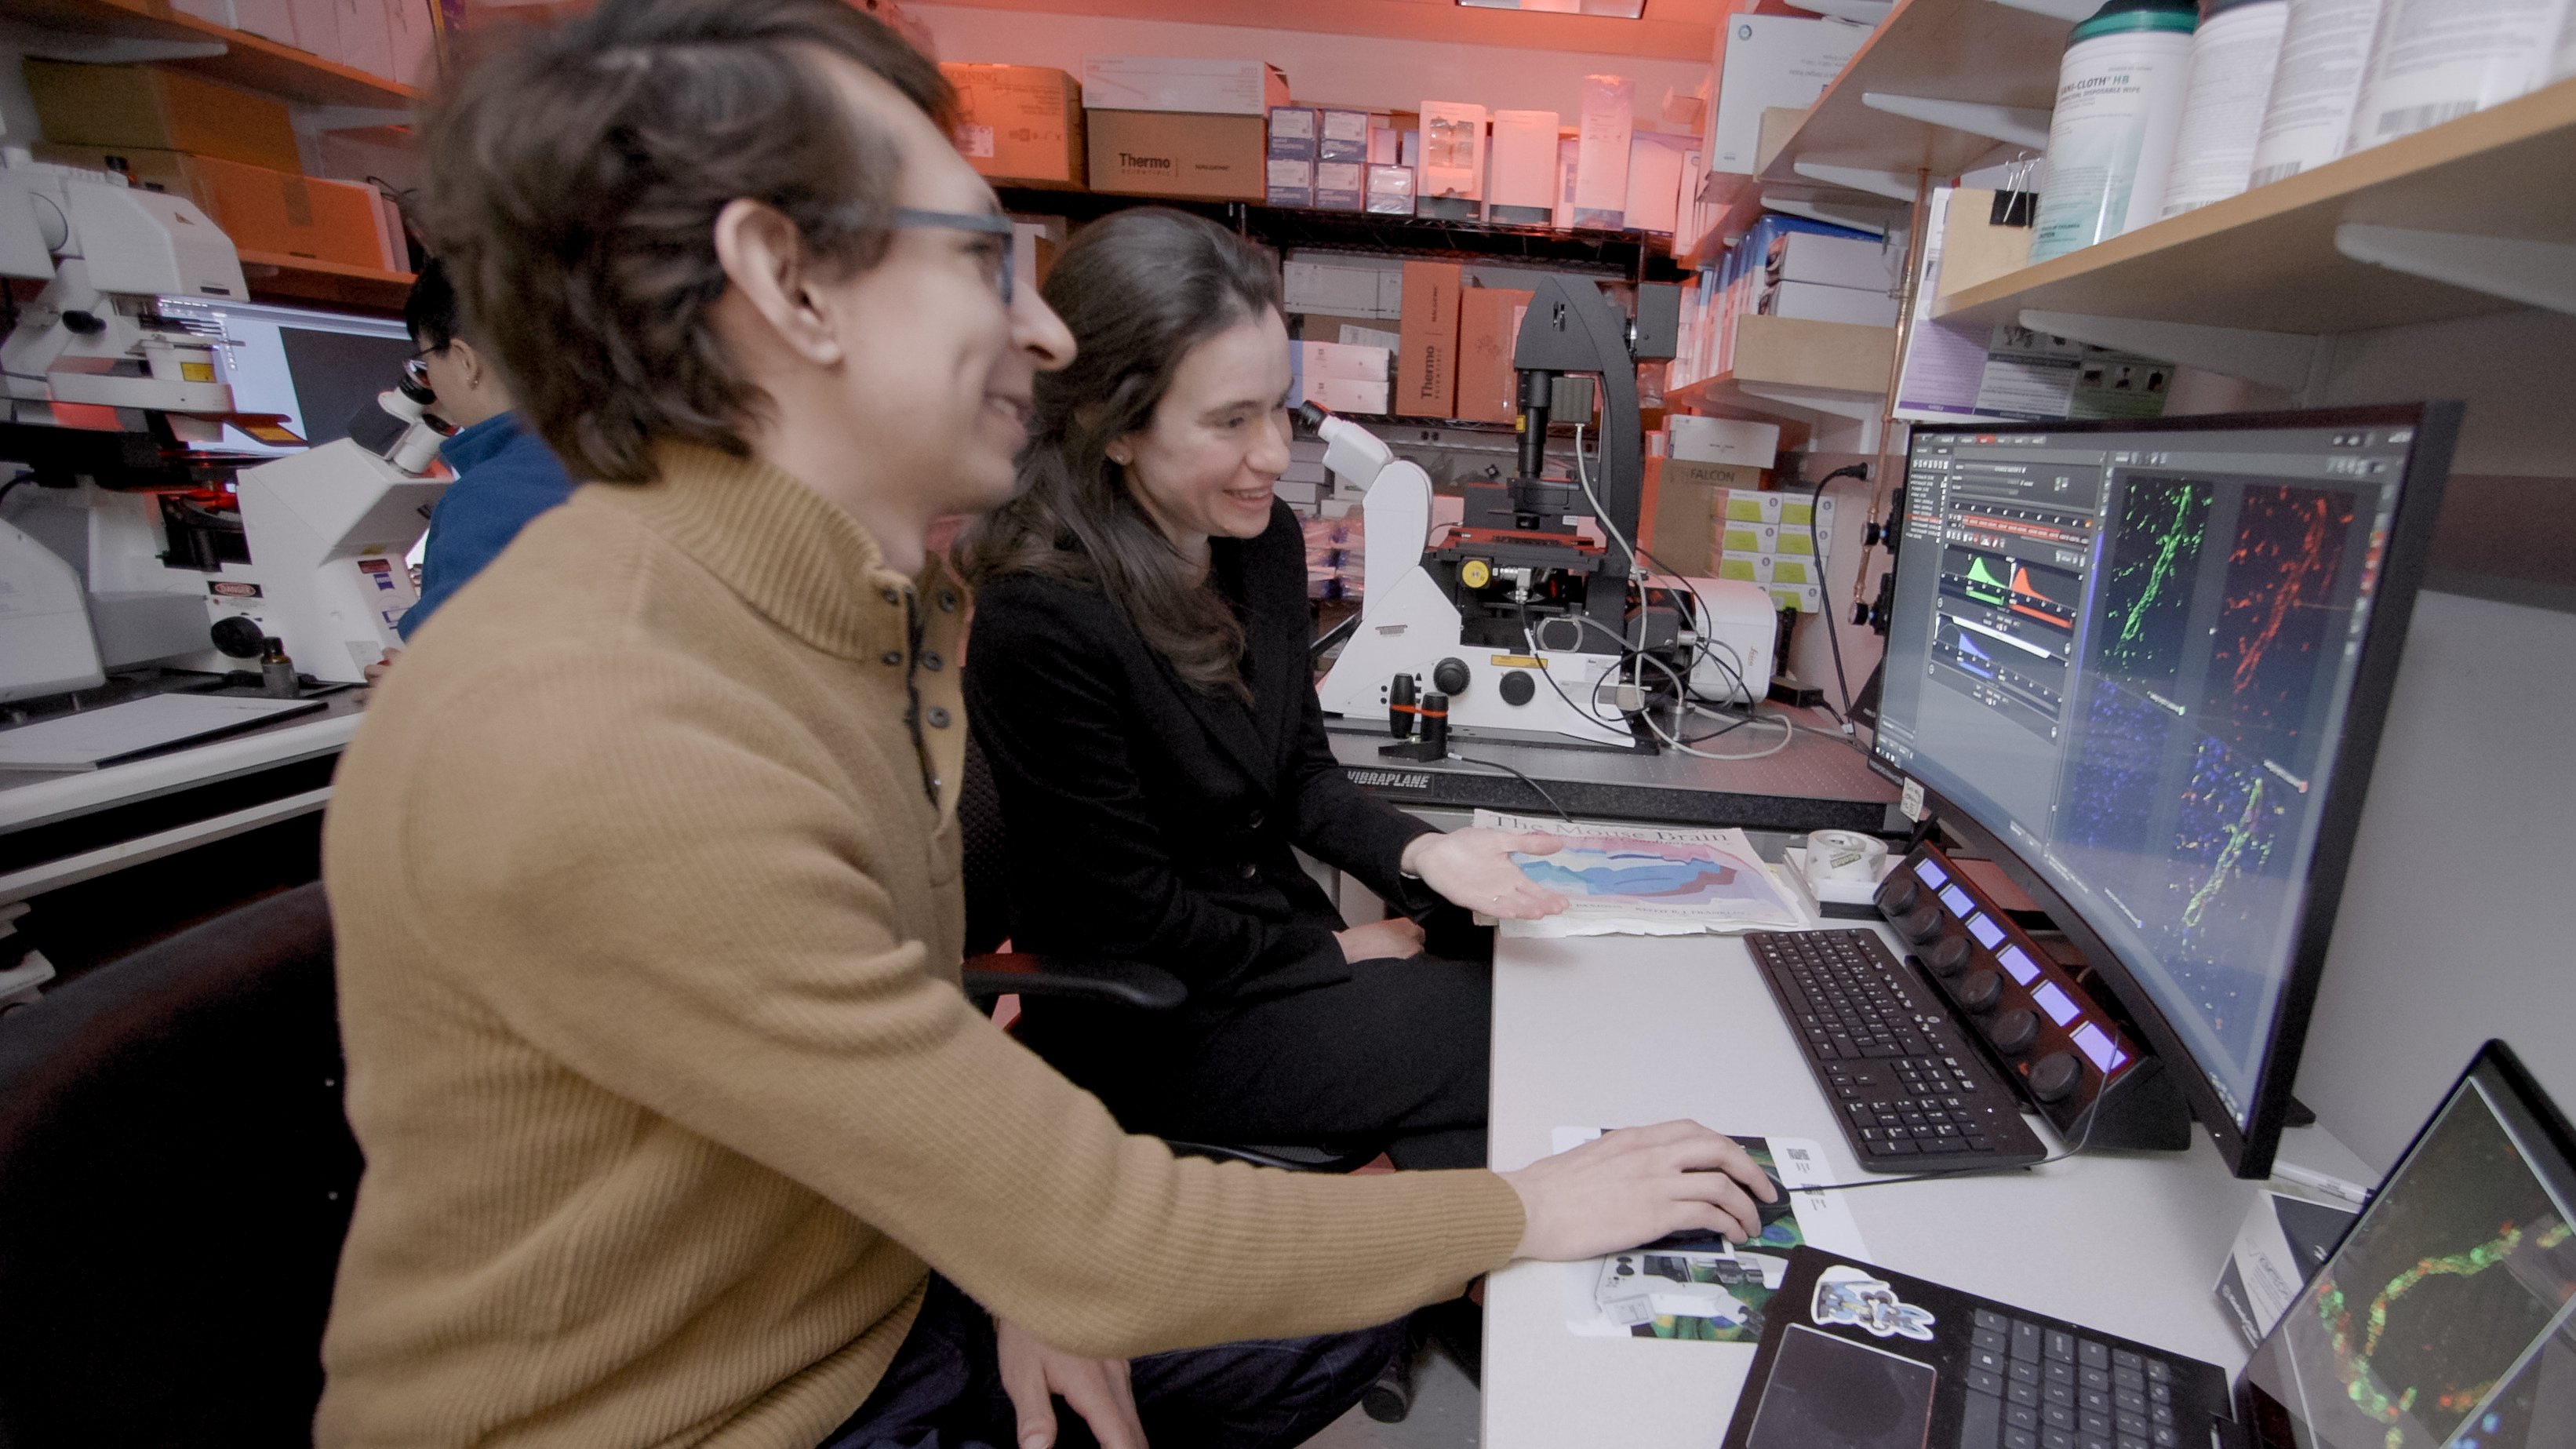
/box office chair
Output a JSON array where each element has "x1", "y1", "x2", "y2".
[
  {"x1": 955, "y1": 732, "x2": 1384, "y2": 1174},
  {"x1": 0, "y1": 882, "x2": 360, "y2": 1449}
]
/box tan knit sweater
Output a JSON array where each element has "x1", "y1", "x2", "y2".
[{"x1": 316, "y1": 445, "x2": 1526, "y2": 1449}]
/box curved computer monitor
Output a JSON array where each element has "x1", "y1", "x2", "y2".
[{"x1": 1867, "y1": 404, "x2": 2460, "y2": 1178}]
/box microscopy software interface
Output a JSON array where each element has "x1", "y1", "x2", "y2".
[{"x1": 1871, "y1": 421, "x2": 2416, "y2": 1130}]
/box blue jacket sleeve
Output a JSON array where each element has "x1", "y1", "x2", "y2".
[{"x1": 400, "y1": 434, "x2": 577, "y2": 640}]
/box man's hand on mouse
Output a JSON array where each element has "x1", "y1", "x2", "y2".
[{"x1": 1499, "y1": 1121, "x2": 1779, "y2": 1262}]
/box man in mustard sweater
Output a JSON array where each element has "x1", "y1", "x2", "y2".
[{"x1": 318, "y1": 2, "x2": 1778, "y2": 1446}]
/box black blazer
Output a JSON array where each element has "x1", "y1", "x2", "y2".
[{"x1": 963, "y1": 501, "x2": 1439, "y2": 1003}]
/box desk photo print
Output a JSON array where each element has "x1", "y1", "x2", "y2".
[{"x1": 1552, "y1": 1128, "x2": 1869, "y2": 1345}]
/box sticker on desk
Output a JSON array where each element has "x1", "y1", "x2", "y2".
[
  {"x1": 1812, "y1": 1265, "x2": 1936, "y2": 1341},
  {"x1": 1549, "y1": 1130, "x2": 1868, "y2": 1345},
  {"x1": 1898, "y1": 777, "x2": 1925, "y2": 822},
  {"x1": 1476, "y1": 811, "x2": 1810, "y2": 937}
]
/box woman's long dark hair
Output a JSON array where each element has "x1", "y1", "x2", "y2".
[{"x1": 956, "y1": 208, "x2": 1281, "y2": 698}]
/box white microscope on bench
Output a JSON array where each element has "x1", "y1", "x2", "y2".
[
  {"x1": 0, "y1": 152, "x2": 449, "y2": 699},
  {"x1": 1309, "y1": 273, "x2": 1775, "y2": 755}
]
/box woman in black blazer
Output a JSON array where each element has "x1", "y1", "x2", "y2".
[{"x1": 958, "y1": 209, "x2": 1563, "y2": 1171}]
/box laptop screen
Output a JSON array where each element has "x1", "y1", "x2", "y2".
[{"x1": 2239, "y1": 1044, "x2": 2576, "y2": 1448}]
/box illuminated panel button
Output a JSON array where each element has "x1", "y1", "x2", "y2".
[
  {"x1": 1914, "y1": 858, "x2": 1948, "y2": 889},
  {"x1": 2030, "y1": 981, "x2": 2082, "y2": 1026},
  {"x1": 1967, "y1": 913, "x2": 2007, "y2": 949},
  {"x1": 1997, "y1": 945, "x2": 2043, "y2": 985},
  {"x1": 1940, "y1": 884, "x2": 1977, "y2": 917},
  {"x1": 2071, "y1": 1021, "x2": 2130, "y2": 1073}
]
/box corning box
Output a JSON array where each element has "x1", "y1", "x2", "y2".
[
  {"x1": 1316, "y1": 108, "x2": 1372, "y2": 163},
  {"x1": 1268, "y1": 106, "x2": 1318, "y2": 161},
  {"x1": 1313, "y1": 160, "x2": 1364, "y2": 212}
]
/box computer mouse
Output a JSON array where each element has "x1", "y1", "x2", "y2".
[
  {"x1": 1640, "y1": 1169, "x2": 1796, "y2": 1251},
  {"x1": 1756, "y1": 1168, "x2": 1796, "y2": 1228}
]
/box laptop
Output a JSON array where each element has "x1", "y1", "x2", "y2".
[{"x1": 1720, "y1": 1040, "x2": 2576, "y2": 1449}]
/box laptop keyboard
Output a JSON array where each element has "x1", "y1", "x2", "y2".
[
  {"x1": 1745, "y1": 930, "x2": 2049, "y2": 1170},
  {"x1": 1963, "y1": 1306, "x2": 2183, "y2": 1449}
]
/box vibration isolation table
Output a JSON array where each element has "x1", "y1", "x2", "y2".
[
  {"x1": 1479, "y1": 911, "x2": 2378, "y2": 1448},
  {"x1": 1330, "y1": 703, "x2": 1901, "y2": 835}
]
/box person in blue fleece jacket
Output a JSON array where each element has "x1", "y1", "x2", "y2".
[{"x1": 367, "y1": 259, "x2": 578, "y2": 680}]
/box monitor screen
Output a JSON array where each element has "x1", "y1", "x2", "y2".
[
  {"x1": 156, "y1": 296, "x2": 414, "y2": 457},
  {"x1": 1869, "y1": 407, "x2": 2454, "y2": 1174},
  {"x1": 2239, "y1": 1043, "x2": 2576, "y2": 1449}
]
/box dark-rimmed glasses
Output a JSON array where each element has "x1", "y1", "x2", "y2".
[{"x1": 890, "y1": 208, "x2": 1016, "y2": 304}]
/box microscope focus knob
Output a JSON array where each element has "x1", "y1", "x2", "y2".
[
  {"x1": 1990, "y1": 1008, "x2": 2039, "y2": 1055},
  {"x1": 209, "y1": 615, "x2": 267, "y2": 659},
  {"x1": 1459, "y1": 558, "x2": 1493, "y2": 589},
  {"x1": 1956, "y1": 969, "x2": 2003, "y2": 1014},
  {"x1": 1899, "y1": 902, "x2": 1942, "y2": 944},
  {"x1": 1499, "y1": 670, "x2": 1536, "y2": 706},
  {"x1": 1432, "y1": 657, "x2": 1471, "y2": 695},
  {"x1": 1875, "y1": 875, "x2": 1918, "y2": 916},
  {"x1": 2028, "y1": 1051, "x2": 2083, "y2": 1103},
  {"x1": 1926, "y1": 937, "x2": 1972, "y2": 976}
]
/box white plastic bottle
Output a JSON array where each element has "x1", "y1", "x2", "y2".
[
  {"x1": 2246, "y1": 0, "x2": 2386, "y2": 188},
  {"x1": 2029, "y1": 0, "x2": 2201, "y2": 263},
  {"x1": 2342, "y1": 0, "x2": 2574, "y2": 155},
  {"x1": 2160, "y1": 0, "x2": 2292, "y2": 216}
]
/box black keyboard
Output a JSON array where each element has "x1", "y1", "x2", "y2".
[
  {"x1": 1963, "y1": 1305, "x2": 2185, "y2": 1449},
  {"x1": 1745, "y1": 929, "x2": 2049, "y2": 1171}
]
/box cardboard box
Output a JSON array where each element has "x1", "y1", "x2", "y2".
[
  {"x1": 1486, "y1": 111, "x2": 1558, "y2": 225},
  {"x1": 1625, "y1": 132, "x2": 1693, "y2": 235},
  {"x1": 1663, "y1": 459, "x2": 1763, "y2": 497},
  {"x1": 1317, "y1": 108, "x2": 1371, "y2": 162},
  {"x1": 1366, "y1": 164, "x2": 1414, "y2": 216},
  {"x1": 1935, "y1": 187, "x2": 2036, "y2": 300},
  {"x1": 1300, "y1": 340, "x2": 1391, "y2": 381},
  {"x1": 1395, "y1": 260, "x2": 1461, "y2": 418},
  {"x1": 24, "y1": 61, "x2": 302, "y2": 173},
  {"x1": 1293, "y1": 311, "x2": 1392, "y2": 344},
  {"x1": 1455, "y1": 286, "x2": 1534, "y2": 424},
  {"x1": 1268, "y1": 106, "x2": 1317, "y2": 160},
  {"x1": 387, "y1": 0, "x2": 438, "y2": 89},
  {"x1": 1769, "y1": 230, "x2": 1900, "y2": 291},
  {"x1": 336, "y1": 0, "x2": 396, "y2": 81},
  {"x1": 1638, "y1": 456, "x2": 1719, "y2": 575},
  {"x1": 1313, "y1": 160, "x2": 1364, "y2": 212},
  {"x1": 1369, "y1": 124, "x2": 1402, "y2": 166},
  {"x1": 184, "y1": 154, "x2": 398, "y2": 269},
  {"x1": 35, "y1": 144, "x2": 401, "y2": 271},
  {"x1": 1760, "y1": 279, "x2": 1901, "y2": 328},
  {"x1": 1081, "y1": 57, "x2": 1289, "y2": 116},
  {"x1": 1267, "y1": 158, "x2": 1313, "y2": 209},
  {"x1": 1086, "y1": 110, "x2": 1264, "y2": 201},
  {"x1": 1554, "y1": 136, "x2": 1580, "y2": 229},
  {"x1": 1711, "y1": 16, "x2": 1868, "y2": 175},
  {"x1": 1283, "y1": 260, "x2": 1401, "y2": 319},
  {"x1": 1304, "y1": 375, "x2": 1390, "y2": 415},
  {"x1": 1417, "y1": 101, "x2": 1486, "y2": 213},
  {"x1": 944, "y1": 65, "x2": 1086, "y2": 188},
  {"x1": 1574, "y1": 75, "x2": 1634, "y2": 229},
  {"x1": 231, "y1": 0, "x2": 297, "y2": 44},
  {"x1": 1669, "y1": 416, "x2": 1781, "y2": 468}
]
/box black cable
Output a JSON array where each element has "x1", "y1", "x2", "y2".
[
  {"x1": 1803, "y1": 464, "x2": 1870, "y2": 721},
  {"x1": 0, "y1": 471, "x2": 33, "y2": 511},
  {"x1": 1450, "y1": 752, "x2": 1576, "y2": 826}
]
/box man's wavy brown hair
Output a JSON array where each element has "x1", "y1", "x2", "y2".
[{"x1": 419, "y1": 0, "x2": 951, "y2": 482}]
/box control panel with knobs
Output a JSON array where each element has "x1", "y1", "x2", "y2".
[{"x1": 1873, "y1": 843, "x2": 2189, "y2": 1150}]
